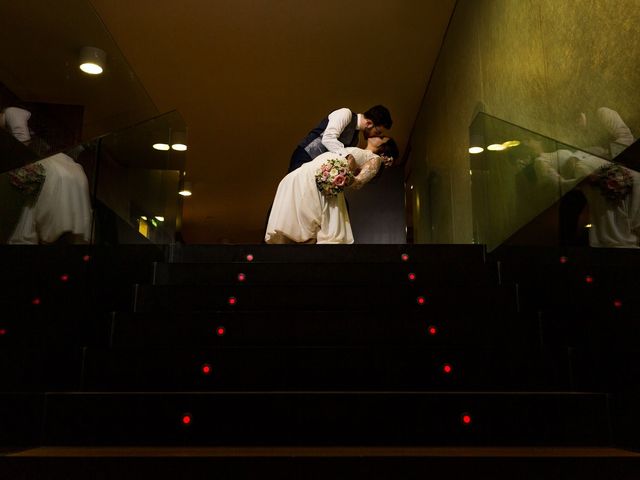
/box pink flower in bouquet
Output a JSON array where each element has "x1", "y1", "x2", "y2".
[{"x1": 315, "y1": 157, "x2": 355, "y2": 197}]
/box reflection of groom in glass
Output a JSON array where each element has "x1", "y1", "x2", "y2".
[{"x1": 288, "y1": 105, "x2": 392, "y2": 172}]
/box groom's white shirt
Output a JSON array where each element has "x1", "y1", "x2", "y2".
[{"x1": 321, "y1": 108, "x2": 362, "y2": 157}]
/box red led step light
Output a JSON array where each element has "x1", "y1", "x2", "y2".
[
  {"x1": 228, "y1": 296, "x2": 237, "y2": 306},
  {"x1": 201, "y1": 364, "x2": 212, "y2": 375},
  {"x1": 0, "y1": 329, "x2": 7, "y2": 336},
  {"x1": 408, "y1": 273, "x2": 416, "y2": 281},
  {"x1": 613, "y1": 299, "x2": 623, "y2": 309},
  {"x1": 559, "y1": 256, "x2": 568, "y2": 264},
  {"x1": 237, "y1": 273, "x2": 246, "y2": 282},
  {"x1": 82, "y1": 254, "x2": 91, "y2": 262},
  {"x1": 246, "y1": 254, "x2": 254, "y2": 262},
  {"x1": 416, "y1": 296, "x2": 426, "y2": 305},
  {"x1": 443, "y1": 364, "x2": 453, "y2": 374},
  {"x1": 216, "y1": 326, "x2": 226, "y2": 336},
  {"x1": 428, "y1": 326, "x2": 438, "y2": 336},
  {"x1": 461, "y1": 413, "x2": 472, "y2": 425},
  {"x1": 585, "y1": 275, "x2": 594, "y2": 284},
  {"x1": 182, "y1": 414, "x2": 192, "y2": 425},
  {"x1": 31, "y1": 297, "x2": 41, "y2": 306},
  {"x1": 401, "y1": 253, "x2": 409, "y2": 262},
  {"x1": 60, "y1": 274, "x2": 69, "y2": 282}
]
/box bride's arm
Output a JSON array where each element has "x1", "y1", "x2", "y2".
[{"x1": 350, "y1": 156, "x2": 382, "y2": 190}]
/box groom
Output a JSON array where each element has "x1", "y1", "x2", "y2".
[{"x1": 288, "y1": 105, "x2": 392, "y2": 172}]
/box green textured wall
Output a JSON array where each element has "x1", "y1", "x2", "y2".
[{"x1": 408, "y1": 0, "x2": 640, "y2": 243}]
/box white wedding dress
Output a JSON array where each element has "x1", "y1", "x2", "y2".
[
  {"x1": 265, "y1": 148, "x2": 378, "y2": 244},
  {"x1": 8, "y1": 153, "x2": 92, "y2": 244}
]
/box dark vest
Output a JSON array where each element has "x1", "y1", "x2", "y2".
[{"x1": 298, "y1": 110, "x2": 359, "y2": 159}]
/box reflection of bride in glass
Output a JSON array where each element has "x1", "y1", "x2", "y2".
[
  {"x1": 1, "y1": 106, "x2": 92, "y2": 244},
  {"x1": 527, "y1": 136, "x2": 640, "y2": 248},
  {"x1": 265, "y1": 136, "x2": 399, "y2": 244}
]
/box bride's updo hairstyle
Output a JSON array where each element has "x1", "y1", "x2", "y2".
[{"x1": 378, "y1": 138, "x2": 399, "y2": 165}]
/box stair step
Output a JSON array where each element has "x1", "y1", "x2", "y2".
[
  {"x1": 168, "y1": 244, "x2": 487, "y2": 264},
  {"x1": 132, "y1": 284, "x2": 516, "y2": 313},
  {"x1": 0, "y1": 349, "x2": 83, "y2": 391},
  {"x1": 38, "y1": 391, "x2": 611, "y2": 446},
  {"x1": 152, "y1": 261, "x2": 495, "y2": 286},
  {"x1": 4, "y1": 446, "x2": 639, "y2": 480},
  {"x1": 81, "y1": 346, "x2": 569, "y2": 391},
  {"x1": 109, "y1": 310, "x2": 526, "y2": 348}
]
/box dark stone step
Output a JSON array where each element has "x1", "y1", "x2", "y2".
[
  {"x1": 132, "y1": 284, "x2": 516, "y2": 313},
  {"x1": 168, "y1": 244, "x2": 487, "y2": 264},
  {"x1": 38, "y1": 391, "x2": 611, "y2": 446},
  {"x1": 152, "y1": 261, "x2": 495, "y2": 286},
  {"x1": 109, "y1": 308, "x2": 529, "y2": 348},
  {"x1": 0, "y1": 349, "x2": 84, "y2": 392},
  {"x1": 3, "y1": 446, "x2": 639, "y2": 480},
  {"x1": 81, "y1": 346, "x2": 570, "y2": 392}
]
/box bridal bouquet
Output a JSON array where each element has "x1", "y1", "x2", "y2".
[
  {"x1": 315, "y1": 158, "x2": 354, "y2": 197},
  {"x1": 589, "y1": 163, "x2": 633, "y2": 205}
]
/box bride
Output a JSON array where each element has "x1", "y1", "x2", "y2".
[{"x1": 265, "y1": 136, "x2": 398, "y2": 244}]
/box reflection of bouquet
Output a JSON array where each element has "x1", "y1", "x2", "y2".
[
  {"x1": 8, "y1": 162, "x2": 46, "y2": 197},
  {"x1": 315, "y1": 158, "x2": 354, "y2": 197},
  {"x1": 589, "y1": 163, "x2": 633, "y2": 205}
]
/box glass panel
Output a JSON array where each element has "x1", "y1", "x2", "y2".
[
  {"x1": 94, "y1": 111, "x2": 187, "y2": 245},
  {"x1": 470, "y1": 112, "x2": 640, "y2": 251},
  {"x1": 1, "y1": 111, "x2": 186, "y2": 245},
  {"x1": 0, "y1": 2, "x2": 185, "y2": 246},
  {"x1": 0, "y1": 0, "x2": 158, "y2": 170}
]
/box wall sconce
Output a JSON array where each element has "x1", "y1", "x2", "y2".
[
  {"x1": 171, "y1": 131, "x2": 188, "y2": 151},
  {"x1": 79, "y1": 46, "x2": 107, "y2": 75},
  {"x1": 179, "y1": 181, "x2": 193, "y2": 197}
]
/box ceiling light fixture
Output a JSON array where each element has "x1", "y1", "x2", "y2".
[
  {"x1": 179, "y1": 181, "x2": 193, "y2": 197},
  {"x1": 79, "y1": 46, "x2": 107, "y2": 75},
  {"x1": 502, "y1": 140, "x2": 521, "y2": 148},
  {"x1": 487, "y1": 144, "x2": 506, "y2": 151},
  {"x1": 171, "y1": 131, "x2": 188, "y2": 151}
]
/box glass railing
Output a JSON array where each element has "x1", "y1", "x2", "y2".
[
  {"x1": 93, "y1": 111, "x2": 187, "y2": 245},
  {"x1": 470, "y1": 113, "x2": 640, "y2": 251},
  {"x1": 0, "y1": 2, "x2": 158, "y2": 155},
  {"x1": 0, "y1": 1, "x2": 188, "y2": 245},
  {"x1": 1, "y1": 111, "x2": 187, "y2": 245}
]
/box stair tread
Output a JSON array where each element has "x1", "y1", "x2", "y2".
[{"x1": 8, "y1": 446, "x2": 639, "y2": 458}]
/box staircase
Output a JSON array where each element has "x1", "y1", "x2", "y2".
[{"x1": 1, "y1": 244, "x2": 639, "y2": 478}]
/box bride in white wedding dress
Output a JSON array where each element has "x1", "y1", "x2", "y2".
[{"x1": 265, "y1": 136, "x2": 398, "y2": 244}]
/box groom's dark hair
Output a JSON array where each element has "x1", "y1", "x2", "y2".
[{"x1": 364, "y1": 105, "x2": 392, "y2": 129}]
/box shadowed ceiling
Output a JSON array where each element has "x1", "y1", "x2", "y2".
[{"x1": 2, "y1": 0, "x2": 455, "y2": 243}]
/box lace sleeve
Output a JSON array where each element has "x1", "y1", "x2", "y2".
[{"x1": 351, "y1": 156, "x2": 382, "y2": 190}]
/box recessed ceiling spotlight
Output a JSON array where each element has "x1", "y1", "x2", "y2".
[{"x1": 79, "y1": 46, "x2": 107, "y2": 75}]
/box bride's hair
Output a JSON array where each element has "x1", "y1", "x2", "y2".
[{"x1": 378, "y1": 138, "x2": 399, "y2": 162}]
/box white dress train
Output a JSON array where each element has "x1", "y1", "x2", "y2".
[{"x1": 265, "y1": 148, "x2": 377, "y2": 244}]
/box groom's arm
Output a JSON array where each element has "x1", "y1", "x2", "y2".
[{"x1": 321, "y1": 108, "x2": 352, "y2": 156}]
